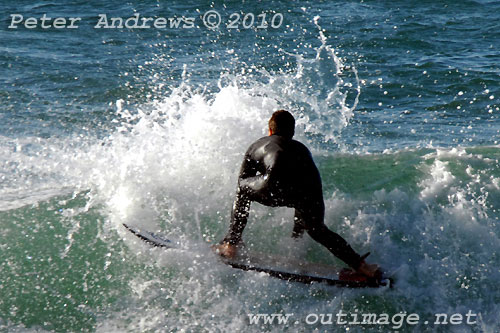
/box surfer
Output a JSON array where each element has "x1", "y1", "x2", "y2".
[{"x1": 214, "y1": 110, "x2": 381, "y2": 278}]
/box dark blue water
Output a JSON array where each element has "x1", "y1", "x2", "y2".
[{"x1": 1, "y1": 1, "x2": 499, "y2": 332}]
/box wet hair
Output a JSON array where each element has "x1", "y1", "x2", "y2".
[{"x1": 268, "y1": 110, "x2": 295, "y2": 138}]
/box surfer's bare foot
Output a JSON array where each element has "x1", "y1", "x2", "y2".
[
  {"x1": 212, "y1": 242, "x2": 237, "y2": 258},
  {"x1": 357, "y1": 260, "x2": 381, "y2": 278}
]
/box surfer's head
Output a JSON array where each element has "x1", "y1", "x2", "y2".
[{"x1": 269, "y1": 110, "x2": 295, "y2": 138}]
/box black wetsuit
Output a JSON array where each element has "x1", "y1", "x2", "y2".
[{"x1": 222, "y1": 134, "x2": 363, "y2": 269}]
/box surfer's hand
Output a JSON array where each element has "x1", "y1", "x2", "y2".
[
  {"x1": 357, "y1": 260, "x2": 381, "y2": 279},
  {"x1": 212, "y1": 242, "x2": 238, "y2": 258}
]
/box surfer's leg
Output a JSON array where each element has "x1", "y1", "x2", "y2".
[
  {"x1": 308, "y1": 226, "x2": 362, "y2": 269},
  {"x1": 292, "y1": 209, "x2": 306, "y2": 238},
  {"x1": 222, "y1": 188, "x2": 251, "y2": 245},
  {"x1": 300, "y1": 203, "x2": 362, "y2": 269}
]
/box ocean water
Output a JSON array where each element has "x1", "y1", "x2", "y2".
[{"x1": 0, "y1": 0, "x2": 499, "y2": 332}]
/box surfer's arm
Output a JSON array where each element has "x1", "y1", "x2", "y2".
[
  {"x1": 221, "y1": 145, "x2": 281, "y2": 247},
  {"x1": 221, "y1": 182, "x2": 252, "y2": 246}
]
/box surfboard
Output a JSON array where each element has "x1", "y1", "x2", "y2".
[{"x1": 123, "y1": 224, "x2": 392, "y2": 288}]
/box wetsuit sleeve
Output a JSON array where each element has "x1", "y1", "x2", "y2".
[
  {"x1": 221, "y1": 148, "x2": 281, "y2": 245},
  {"x1": 220, "y1": 150, "x2": 259, "y2": 245}
]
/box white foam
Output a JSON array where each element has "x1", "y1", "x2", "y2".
[{"x1": 419, "y1": 160, "x2": 456, "y2": 201}]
